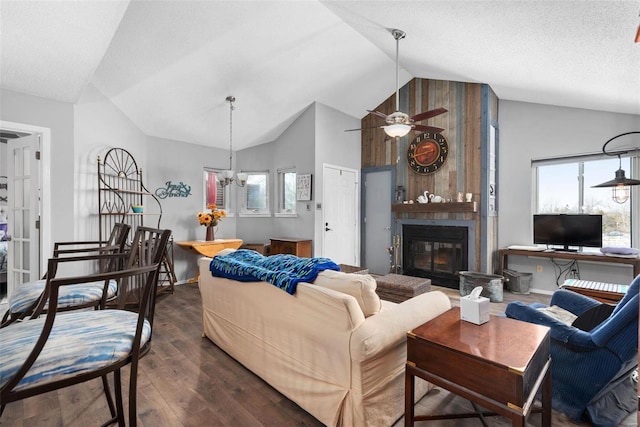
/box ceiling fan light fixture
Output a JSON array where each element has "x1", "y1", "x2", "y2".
[
  {"x1": 384, "y1": 123, "x2": 411, "y2": 138},
  {"x1": 345, "y1": 28, "x2": 447, "y2": 135}
]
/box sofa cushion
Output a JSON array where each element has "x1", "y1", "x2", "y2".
[{"x1": 313, "y1": 270, "x2": 381, "y2": 317}]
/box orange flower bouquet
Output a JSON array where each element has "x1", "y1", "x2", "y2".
[{"x1": 197, "y1": 204, "x2": 226, "y2": 227}]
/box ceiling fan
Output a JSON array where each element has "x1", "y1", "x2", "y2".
[{"x1": 346, "y1": 29, "x2": 447, "y2": 137}]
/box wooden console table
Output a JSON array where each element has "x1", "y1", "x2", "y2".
[
  {"x1": 499, "y1": 248, "x2": 640, "y2": 278},
  {"x1": 405, "y1": 308, "x2": 551, "y2": 426},
  {"x1": 177, "y1": 239, "x2": 243, "y2": 283},
  {"x1": 270, "y1": 238, "x2": 312, "y2": 257}
]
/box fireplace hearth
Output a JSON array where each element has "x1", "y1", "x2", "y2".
[{"x1": 402, "y1": 224, "x2": 469, "y2": 289}]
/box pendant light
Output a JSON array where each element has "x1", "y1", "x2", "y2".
[
  {"x1": 219, "y1": 96, "x2": 247, "y2": 188},
  {"x1": 592, "y1": 131, "x2": 640, "y2": 203}
]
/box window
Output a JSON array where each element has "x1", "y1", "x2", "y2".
[
  {"x1": 241, "y1": 172, "x2": 270, "y2": 216},
  {"x1": 277, "y1": 169, "x2": 296, "y2": 215},
  {"x1": 534, "y1": 155, "x2": 632, "y2": 248},
  {"x1": 203, "y1": 169, "x2": 226, "y2": 210}
]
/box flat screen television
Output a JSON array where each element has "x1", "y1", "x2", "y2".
[{"x1": 533, "y1": 214, "x2": 603, "y2": 251}]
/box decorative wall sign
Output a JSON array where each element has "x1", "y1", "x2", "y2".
[
  {"x1": 296, "y1": 174, "x2": 312, "y2": 201},
  {"x1": 155, "y1": 181, "x2": 192, "y2": 199},
  {"x1": 0, "y1": 176, "x2": 6, "y2": 203}
]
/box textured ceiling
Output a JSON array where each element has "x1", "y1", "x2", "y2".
[{"x1": 1, "y1": 1, "x2": 638, "y2": 150}]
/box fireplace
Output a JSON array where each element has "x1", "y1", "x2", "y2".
[{"x1": 402, "y1": 224, "x2": 470, "y2": 289}]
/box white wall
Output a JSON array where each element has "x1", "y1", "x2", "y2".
[
  {"x1": 146, "y1": 135, "x2": 230, "y2": 281},
  {"x1": 499, "y1": 100, "x2": 640, "y2": 292},
  {"x1": 265, "y1": 104, "x2": 316, "y2": 240},
  {"x1": 235, "y1": 105, "x2": 313, "y2": 247},
  {"x1": 1, "y1": 86, "x2": 362, "y2": 283},
  {"x1": 1, "y1": 88, "x2": 75, "y2": 269},
  {"x1": 0, "y1": 143, "x2": 6, "y2": 177},
  {"x1": 74, "y1": 84, "x2": 148, "y2": 242},
  {"x1": 314, "y1": 102, "x2": 361, "y2": 258},
  {"x1": 75, "y1": 86, "x2": 243, "y2": 282},
  {"x1": 234, "y1": 102, "x2": 361, "y2": 257}
]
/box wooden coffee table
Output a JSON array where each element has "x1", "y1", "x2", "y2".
[{"x1": 405, "y1": 308, "x2": 551, "y2": 427}]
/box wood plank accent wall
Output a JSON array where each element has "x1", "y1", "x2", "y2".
[{"x1": 361, "y1": 78, "x2": 498, "y2": 273}]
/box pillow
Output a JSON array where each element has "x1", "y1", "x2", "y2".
[
  {"x1": 572, "y1": 303, "x2": 615, "y2": 332},
  {"x1": 215, "y1": 248, "x2": 237, "y2": 257},
  {"x1": 313, "y1": 270, "x2": 381, "y2": 317},
  {"x1": 537, "y1": 305, "x2": 577, "y2": 325},
  {"x1": 600, "y1": 247, "x2": 639, "y2": 256}
]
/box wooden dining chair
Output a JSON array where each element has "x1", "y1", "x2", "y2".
[
  {"x1": 51, "y1": 222, "x2": 131, "y2": 258},
  {"x1": 1, "y1": 223, "x2": 131, "y2": 327},
  {"x1": 0, "y1": 226, "x2": 171, "y2": 426}
]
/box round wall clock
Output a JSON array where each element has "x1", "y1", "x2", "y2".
[{"x1": 407, "y1": 132, "x2": 449, "y2": 175}]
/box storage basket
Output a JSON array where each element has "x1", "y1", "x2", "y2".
[
  {"x1": 459, "y1": 271, "x2": 504, "y2": 303},
  {"x1": 503, "y1": 269, "x2": 532, "y2": 295}
]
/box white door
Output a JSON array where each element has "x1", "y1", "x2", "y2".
[
  {"x1": 363, "y1": 169, "x2": 393, "y2": 275},
  {"x1": 7, "y1": 134, "x2": 41, "y2": 295},
  {"x1": 322, "y1": 165, "x2": 358, "y2": 266}
]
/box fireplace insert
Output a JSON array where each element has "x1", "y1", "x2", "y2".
[{"x1": 402, "y1": 224, "x2": 469, "y2": 289}]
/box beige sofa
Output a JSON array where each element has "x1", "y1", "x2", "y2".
[{"x1": 198, "y1": 255, "x2": 451, "y2": 427}]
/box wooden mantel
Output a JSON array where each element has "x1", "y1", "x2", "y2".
[{"x1": 391, "y1": 201, "x2": 477, "y2": 214}]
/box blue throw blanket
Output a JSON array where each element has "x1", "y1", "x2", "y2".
[{"x1": 209, "y1": 249, "x2": 339, "y2": 295}]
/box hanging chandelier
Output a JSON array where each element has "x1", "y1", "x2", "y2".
[{"x1": 219, "y1": 95, "x2": 247, "y2": 188}]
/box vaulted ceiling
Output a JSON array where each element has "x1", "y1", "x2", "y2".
[{"x1": 1, "y1": 1, "x2": 638, "y2": 150}]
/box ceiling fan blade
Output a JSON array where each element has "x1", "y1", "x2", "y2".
[
  {"x1": 412, "y1": 124, "x2": 445, "y2": 133},
  {"x1": 410, "y1": 107, "x2": 448, "y2": 122},
  {"x1": 344, "y1": 125, "x2": 385, "y2": 132},
  {"x1": 366, "y1": 110, "x2": 389, "y2": 120}
]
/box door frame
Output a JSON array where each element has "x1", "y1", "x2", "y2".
[{"x1": 0, "y1": 120, "x2": 51, "y2": 279}]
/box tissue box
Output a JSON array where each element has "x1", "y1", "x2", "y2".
[{"x1": 460, "y1": 294, "x2": 490, "y2": 325}]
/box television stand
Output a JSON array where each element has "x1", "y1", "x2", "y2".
[{"x1": 499, "y1": 248, "x2": 640, "y2": 279}]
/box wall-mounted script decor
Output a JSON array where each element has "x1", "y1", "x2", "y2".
[
  {"x1": 0, "y1": 176, "x2": 7, "y2": 203},
  {"x1": 155, "y1": 181, "x2": 192, "y2": 199},
  {"x1": 296, "y1": 174, "x2": 312, "y2": 201}
]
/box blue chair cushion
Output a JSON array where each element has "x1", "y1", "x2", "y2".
[
  {"x1": 8, "y1": 279, "x2": 117, "y2": 314},
  {"x1": 0, "y1": 310, "x2": 150, "y2": 392}
]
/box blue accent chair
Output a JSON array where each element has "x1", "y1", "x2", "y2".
[{"x1": 505, "y1": 276, "x2": 639, "y2": 426}]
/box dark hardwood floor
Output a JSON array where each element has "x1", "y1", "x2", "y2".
[{"x1": 1, "y1": 284, "x2": 635, "y2": 426}]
